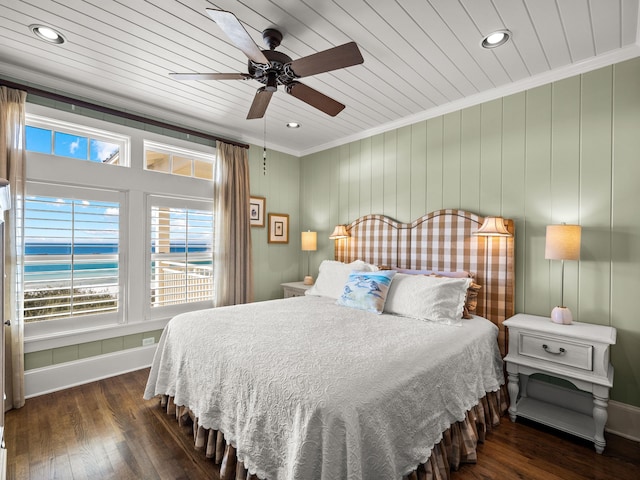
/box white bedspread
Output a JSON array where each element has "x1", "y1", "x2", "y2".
[{"x1": 144, "y1": 295, "x2": 504, "y2": 480}]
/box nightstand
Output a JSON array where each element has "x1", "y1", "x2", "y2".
[
  {"x1": 503, "y1": 313, "x2": 616, "y2": 453},
  {"x1": 281, "y1": 281, "x2": 312, "y2": 298}
]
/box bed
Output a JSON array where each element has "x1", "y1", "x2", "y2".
[{"x1": 144, "y1": 209, "x2": 515, "y2": 480}]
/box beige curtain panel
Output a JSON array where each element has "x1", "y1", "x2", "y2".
[
  {"x1": 213, "y1": 141, "x2": 253, "y2": 307},
  {"x1": 0, "y1": 86, "x2": 27, "y2": 410}
]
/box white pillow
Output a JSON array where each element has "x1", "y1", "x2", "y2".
[
  {"x1": 384, "y1": 273, "x2": 471, "y2": 325},
  {"x1": 305, "y1": 260, "x2": 377, "y2": 299}
]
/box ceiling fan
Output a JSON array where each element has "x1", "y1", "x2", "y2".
[{"x1": 170, "y1": 9, "x2": 364, "y2": 119}]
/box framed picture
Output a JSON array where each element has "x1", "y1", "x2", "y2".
[
  {"x1": 268, "y1": 213, "x2": 289, "y2": 244},
  {"x1": 249, "y1": 196, "x2": 266, "y2": 227}
]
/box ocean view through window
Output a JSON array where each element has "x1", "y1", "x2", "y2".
[{"x1": 24, "y1": 195, "x2": 120, "y2": 323}]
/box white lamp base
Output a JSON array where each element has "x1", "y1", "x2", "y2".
[
  {"x1": 303, "y1": 275, "x2": 314, "y2": 285},
  {"x1": 551, "y1": 306, "x2": 573, "y2": 325}
]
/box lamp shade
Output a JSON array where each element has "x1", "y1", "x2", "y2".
[
  {"x1": 0, "y1": 178, "x2": 10, "y2": 213},
  {"x1": 329, "y1": 225, "x2": 349, "y2": 239},
  {"x1": 473, "y1": 216, "x2": 511, "y2": 237},
  {"x1": 301, "y1": 230, "x2": 317, "y2": 251},
  {"x1": 545, "y1": 224, "x2": 581, "y2": 260}
]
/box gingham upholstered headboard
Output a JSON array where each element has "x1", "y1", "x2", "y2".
[{"x1": 334, "y1": 209, "x2": 514, "y2": 355}]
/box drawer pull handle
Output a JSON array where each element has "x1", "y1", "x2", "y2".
[{"x1": 542, "y1": 344, "x2": 565, "y2": 355}]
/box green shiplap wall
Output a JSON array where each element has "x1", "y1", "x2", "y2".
[
  {"x1": 300, "y1": 58, "x2": 640, "y2": 407},
  {"x1": 248, "y1": 144, "x2": 302, "y2": 302}
]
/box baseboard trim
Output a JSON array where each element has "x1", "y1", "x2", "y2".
[
  {"x1": 24, "y1": 345, "x2": 156, "y2": 398},
  {"x1": 607, "y1": 400, "x2": 640, "y2": 442},
  {"x1": 0, "y1": 447, "x2": 6, "y2": 480}
]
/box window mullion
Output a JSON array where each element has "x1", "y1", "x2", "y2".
[
  {"x1": 184, "y1": 211, "x2": 189, "y2": 299},
  {"x1": 70, "y1": 200, "x2": 75, "y2": 316}
]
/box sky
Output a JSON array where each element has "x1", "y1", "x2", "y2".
[
  {"x1": 25, "y1": 126, "x2": 120, "y2": 245},
  {"x1": 24, "y1": 196, "x2": 120, "y2": 246},
  {"x1": 26, "y1": 125, "x2": 119, "y2": 162},
  {"x1": 24, "y1": 126, "x2": 212, "y2": 248}
]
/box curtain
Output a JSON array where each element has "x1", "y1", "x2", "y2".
[
  {"x1": 0, "y1": 86, "x2": 26, "y2": 410},
  {"x1": 213, "y1": 141, "x2": 253, "y2": 307}
]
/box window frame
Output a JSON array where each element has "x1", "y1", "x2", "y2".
[
  {"x1": 144, "y1": 140, "x2": 215, "y2": 179},
  {"x1": 23, "y1": 181, "x2": 128, "y2": 339},
  {"x1": 145, "y1": 194, "x2": 214, "y2": 320},
  {"x1": 26, "y1": 114, "x2": 131, "y2": 166},
  {"x1": 23, "y1": 106, "x2": 216, "y2": 349}
]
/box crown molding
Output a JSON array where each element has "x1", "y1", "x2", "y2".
[
  {"x1": 299, "y1": 45, "x2": 640, "y2": 158},
  {"x1": 3, "y1": 43, "x2": 640, "y2": 160}
]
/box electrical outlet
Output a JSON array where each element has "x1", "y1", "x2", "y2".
[{"x1": 142, "y1": 337, "x2": 155, "y2": 346}]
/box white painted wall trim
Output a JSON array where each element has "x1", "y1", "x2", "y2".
[
  {"x1": 607, "y1": 400, "x2": 640, "y2": 443},
  {"x1": 0, "y1": 447, "x2": 6, "y2": 480},
  {"x1": 24, "y1": 345, "x2": 156, "y2": 398},
  {"x1": 24, "y1": 318, "x2": 170, "y2": 353}
]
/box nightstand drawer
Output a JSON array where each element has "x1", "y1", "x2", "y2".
[{"x1": 519, "y1": 333, "x2": 593, "y2": 371}]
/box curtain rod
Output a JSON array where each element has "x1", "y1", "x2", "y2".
[{"x1": 1, "y1": 79, "x2": 250, "y2": 150}]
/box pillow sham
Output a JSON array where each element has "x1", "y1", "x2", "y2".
[
  {"x1": 394, "y1": 268, "x2": 471, "y2": 278},
  {"x1": 336, "y1": 270, "x2": 396, "y2": 314},
  {"x1": 384, "y1": 273, "x2": 471, "y2": 325},
  {"x1": 424, "y1": 273, "x2": 482, "y2": 319},
  {"x1": 305, "y1": 260, "x2": 377, "y2": 299},
  {"x1": 391, "y1": 268, "x2": 480, "y2": 319}
]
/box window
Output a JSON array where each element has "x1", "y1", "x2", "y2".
[
  {"x1": 24, "y1": 108, "x2": 215, "y2": 342},
  {"x1": 149, "y1": 197, "x2": 214, "y2": 309},
  {"x1": 144, "y1": 141, "x2": 214, "y2": 179},
  {"x1": 25, "y1": 126, "x2": 53, "y2": 154},
  {"x1": 23, "y1": 186, "x2": 122, "y2": 327},
  {"x1": 26, "y1": 115, "x2": 129, "y2": 165}
]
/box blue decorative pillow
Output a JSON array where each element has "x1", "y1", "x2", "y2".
[{"x1": 336, "y1": 270, "x2": 396, "y2": 314}]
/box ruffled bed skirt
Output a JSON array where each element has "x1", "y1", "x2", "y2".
[{"x1": 157, "y1": 385, "x2": 507, "y2": 480}]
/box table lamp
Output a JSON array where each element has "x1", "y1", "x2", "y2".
[
  {"x1": 301, "y1": 230, "x2": 317, "y2": 285},
  {"x1": 329, "y1": 225, "x2": 349, "y2": 239},
  {"x1": 545, "y1": 224, "x2": 581, "y2": 324}
]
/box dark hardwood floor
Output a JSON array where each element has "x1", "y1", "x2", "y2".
[{"x1": 5, "y1": 368, "x2": 639, "y2": 479}]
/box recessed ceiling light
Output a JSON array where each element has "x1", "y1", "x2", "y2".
[
  {"x1": 30, "y1": 24, "x2": 66, "y2": 44},
  {"x1": 286, "y1": 122, "x2": 301, "y2": 129},
  {"x1": 481, "y1": 29, "x2": 511, "y2": 49}
]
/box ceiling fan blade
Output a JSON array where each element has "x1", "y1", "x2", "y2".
[
  {"x1": 169, "y1": 73, "x2": 251, "y2": 81},
  {"x1": 285, "y1": 82, "x2": 345, "y2": 116},
  {"x1": 206, "y1": 9, "x2": 269, "y2": 65},
  {"x1": 247, "y1": 87, "x2": 273, "y2": 119},
  {"x1": 289, "y1": 42, "x2": 364, "y2": 78}
]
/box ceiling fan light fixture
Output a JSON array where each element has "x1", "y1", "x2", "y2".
[
  {"x1": 29, "y1": 24, "x2": 66, "y2": 44},
  {"x1": 265, "y1": 71, "x2": 278, "y2": 92},
  {"x1": 481, "y1": 29, "x2": 511, "y2": 49},
  {"x1": 174, "y1": 9, "x2": 364, "y2": 119}
]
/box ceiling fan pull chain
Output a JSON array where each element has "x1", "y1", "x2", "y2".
[{"x1": 263, "y1": 116, "x2": 267, "y2": 176}]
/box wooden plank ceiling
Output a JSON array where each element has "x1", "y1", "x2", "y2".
[{"x1": 0, "y1": 0, "x2": 638, "y2": 155}]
